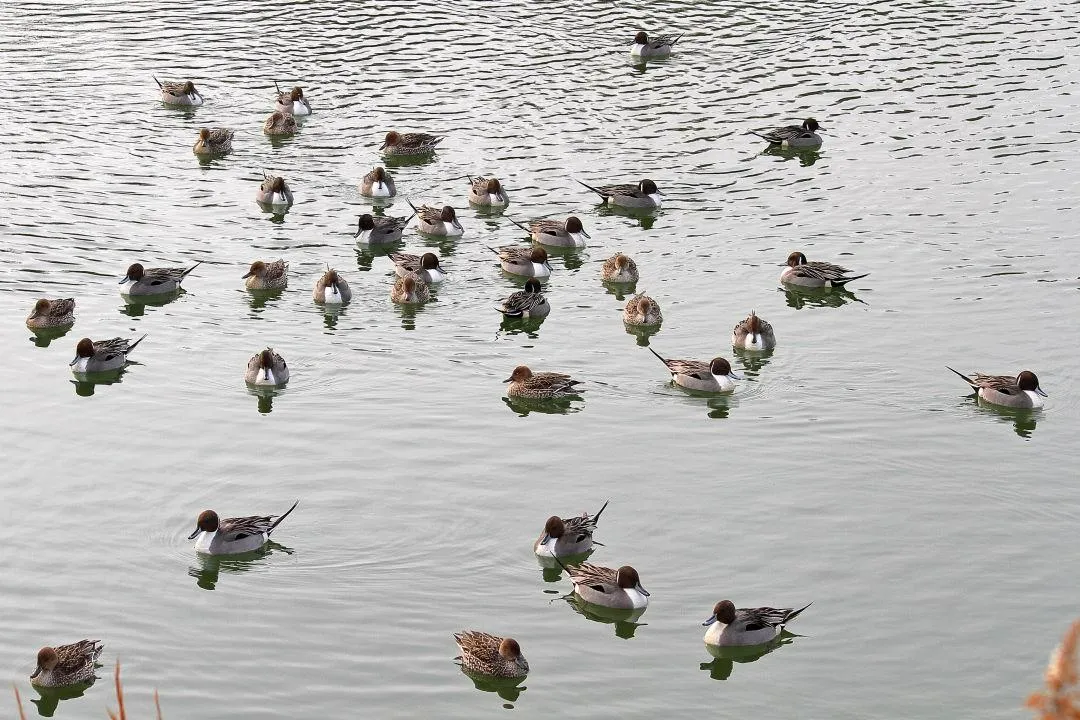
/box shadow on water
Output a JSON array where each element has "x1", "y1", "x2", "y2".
[
  {"x1": 29, "y1": 679, "x2": 98, "y2": 717},
  {"x1": 497, "y1": 315, "x2": 546, "y2": 340},
  {"x1": 761, "y1": 145, "x2": 822, "y2": 167},
  {"x1": 733, "y1": 347, "x2": 775, "y2": 375},
  {"x1": 28, "y1": 325, "x2": 73, "y2": 347},
  {"x1": 320, "y1": 303, "x2": 348, "y2": 330},
  {"x1": 456, "y1": 665, "x2": 526, "y2": 708},
  {"x1": 698, "y1": 633, "x2": 796, "y2": 681},
  {"x1": 245, "y1": 288, "x2": 285, "y2": 312},
  {"x1": 502, "y1": 394, "x2": 584, "y2": 417},
  {"x1": 542, "y1": 245, "x2": 585, "y2": 271},
  {"x1": 383, "y1": 152, "x2": 438, "y2": 170},
  {"x1": 536, "y1": 550, "x2": 593, "y2": 583},
  {"x1": 257, "y1": 202, "x2": 290, "y2": 224},
  {"x1": 781, "y1": 284, "x2": 864, "y2": 310},
  {"x1": 417, "y1": 232, "x2": 459, "y2": 257},
  {"x1": 954, "y1": 396, "x2": 1041, "y2": 440},
  {"x1": 246, "y1": 383, "x2": 287, "y2": 414},
  {"x1": 624, "y1": 322, "x2": 662, "y2": 347},
  {"x1": 394, "y1": 301, "x2": 428, "y2": 330},
  {"x1": 595, "y1": 203, "x2": 659, "y2": 230},
  {"x1": 356, "y1": 241, "x2": 403, "y2": 272},
  {"x1": 266, "y1": 133, "x2": 298, "y2": 151},
  {"x1": 120, "y1": 289, "x2": 184, "y2": 317},
  {"x1": 602, "y1": 280, "x2": 637, "y2": 301},
  {"x1": 564, "y1": 594, "x2": 647, "y2": 639},
  {"x1": 188, "y1": 541, "x2": 294, "y2": 591},
  {"x1": 70, "y1": 366, "x2": 137, "y2": 397}
]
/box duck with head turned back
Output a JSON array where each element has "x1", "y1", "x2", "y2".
[
  {"x1": 648, "y1": 347, "x2": 741, "y2": 393},
  {"x1": 26, "y1": 298, "x2": 75, "y2": 330},
  {"x1": 630, "y1": 31, "x2": 681, "y2": 58},
  {"x1": 454, "y1": 631, "x2": 529, "y2": 679},
  {"x1": 534, "y1": 501, "x2": 608, "y2": 558},
  {"x1": 947, "y1": 367, "x2": 1047, "y2": 409},
  {"x1": 731, "y1": 311, "x2": 776, "y2": 350},
  {"x1": 155, "y1": 77, "x2": 202, "y2": 106},
  {"x1": 702, "y1": 600, "x2": 812, "y2": 647},
  {"x1": 467, "y1": 176, "x2": 509, "y2": 207},
  {"x1": 780, "y1": 251, "x2": 866, "y2": 288},
  {"x1": 263, "y1": 110, "x2": 297, "y2": 137},
  {"x1": 497, "y1": 278, "x2": 549, "y2": 318},
  {"x1": 752, "y1": 118, "x2": 823, "y2": 149},
  {"x1": 578, "y1": 178, "x2": 662, "y2": 209},
  {"x1": 274, "y1": 83, "x2": 311, "y2": 116},
  {"x1": 256, "y1": 174, "x2": 294, "y2": 207},
  {"x1": 30, "y1": 640, "x2": 103, "y2": 687},
  {"x1": 188, "y1": 500, "x2": 298, "y2": 555}
]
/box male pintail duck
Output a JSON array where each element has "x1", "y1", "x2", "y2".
[
  {"x1": 119, "y1": 261, "x2": 201, "y2": 296},
  {"x1": 26, "y1": 298, "x2": 75, "y2": 330},
  {"x1": 188, "y1": 500, "x2": 299, "y2": 555},
  {"x1": 579, "y1": 179, "x2": 661, "y2": 209},
  {"x1": 313, "y1": 268, "x2": 352, "y2": 304},
  {"x1": 193, "y1": 128, "x2": 233, "y2": 155},
  {"x1": 623, "y1": 293, "x2": 662, "y2": 327},
  {"x1": 256, "y1": 174, "x2": 294, "y2": 207},
  {"x1": 454, "y1": 632, "x2": 528, "y2": 679},
  {"x1": 534, "y1": 501, "x2": 608, "y2": 558},
  {"x1": 263, "y1": 110, "x2": 297, "y2": 137},
  {"x1": 467, "y1": 176, "x2": 509, "y2": 207},
  {"x1": 389, "y1": 252, "x2": 446, "y2": 283},
  {"x1": 780, "y1": 251, "x2": 867, "y2": 288},
  {"x1": 488, "y1": 245, "x2": 552, "y2": 278},
  {"x1": 408, "y1": 201, "x2": 463, "y2": 237},
  {"x1": 155, "y1": 77, "x2": 202, "y2": 106},
  {"x1": 497, "y1": 278, "x2": 549, "y2": 318},
  {"x1": 751, "y1": 118, "x2": 823, "y2": 149},
  {"x1": 947, "y1": 367, "x2": 1047, "y2": 409},
  {"x1": 630, "y1": 31, "x2": 681, "y2": 58},
  {"x1": 510, "y1": 216, "x2": 589, "y2": 248},
  {"x1": 70, "y1": 335, "x2": 146, "y2": 374},
  {"x1": 243, "y1": 259, "x2": 288, "y2": 290},
  {"x1": 731, "y1": 311, "x2": 776, "y2": 350},
  {"x1": 702, "y1": 600, "x2": 812, "y2": 647},
  {"x1": 380, "y1": 131, "x2": 443, "y2": 156},
  {"x1": 390, "y1": 272, "x2": 431, "y2": 305},
  {"x1": 563, "y1": 562, "x2": 649, "y2": 610},
  {"x1": 504, "y1": 365, "x2": 583, "y2": 399},
  {"x1": 274, "y1": 83, "x2": 311, "y2": 116},
  {"x1": 649, "y1": 347, "x2": 741, "y2": 393},
  {"x1": 244, "y1": 348, "x2": 290, "y2": 386},
  {"x1": 30, "y1": 641, "x2": 103, "y2": 687},
  {"x1": 354, "y1": 213, "x2": 411, "y2": 244},
  {"x1": 601, "y1": 253, "x2": 639, "y2": 283},
  {"x1": 359, "y1": 166, "x2": 396, "y2": 198}
]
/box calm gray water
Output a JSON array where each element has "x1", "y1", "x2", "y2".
[{"x1": 2, "y1": 0, "x2": 1079, "y2": 717}]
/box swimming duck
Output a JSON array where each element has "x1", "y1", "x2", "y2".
[
  {"x1": 389, "y1": 252, "x2": 446, "y2": 283},
  {"x1": 534, "y1": 501, "x2": 608, "y2": 558},
  {"x1": 601, "y1": 253, "x2": 639, "y2": 283},
  {"x1": 263, "y1": 111, "x2": 297, "y2": 137},
  {"x1": 155, "y1": 77, "x2": 202, "y2": 106},
  {"x1": 751, "y1": 118, "x2": 823, "y2": 149},
  {"x1": 630, "y1": 31, "x2": 681, "y2": 58},
  {"x1": 731, "y1": 311, "x2": 776, "y2": 350},
  {"x1": 30, "y1": 641, "x2": 103, "y2": 687},
  {"x1": 504, "y1": 365, "x2": 583, "y2": 399},
  {"x1": 380, "y1": 131, "x2": 443, "y2": 156},
  {"x1": 188, "y1": 500, "x2": 299, "y2": 555},
  {"x1": 242, "y1": 259, "x2": 288, "y2": 290},
  {"x1": 623, "y1": 294, "x2": 662, "y2": 327},
  {"x1": 274, "y1": 83, "x2": 311, "y2": 116},
  {"x1": 510, "y1": 216, "x2": 589, "y2": 248},
  {"x1": 359, "y1": 166, "x2": 396, "y2": 198},
  {"x1": 409, "y1": 201, "x2": 463, "y2": 237},
  {"x1": 579, "y1": 179, "x2": 661, "y2": 209},
  {"x1": 780, "y1": 251, "x2": 867, "y2": 288},
  {"x1": 947, "y1": 367, "x2": 1047, "y2": 409},
  {"x1": 454, "y1": 631, "x2": 528, "y2": 679},
  {"x1": 467, "y1": 176, "x2": 509, "y2": 207},
  {"x1": 497, "y1": 278, "x2": 549, "y2": 318},
  {"x1": 702, "y1": 600, "x2": 812, "y2": 647},
  {"x1": 488, "y1": 245, "x2": 552, "y2": 278},
  {"x1": 70, "y1": 335, "x2": 146, "y2": 374},
  {"x1": 564, "y1": 562, "x2": 649, "y2": 610},
  {"x1": 26, "y1": 298, "x2": 75, "y2": 330},
  {"x1": 354, "y1": 213, "x2": 410, "y2": 244},
  {"x1": 244, "y1": 348, "x2": 290, "y2": 386},
  {"x1": 390, "y1": 272, "x2": 431, "y2": 305},
  {"x1": 256, "y1": 173, "x2": 294, "y2": 207},
  {"x1": 313, "y1": 268, "x2": 352, "y2": 304},
  {"x1": 119, "y1": 261, "x2": 201, "y2": 297},
  {"x1": 648, "y1": 347, "x2": 741, "y2": 393},
  {"x1": 192, "y1": 128, "x2": 233, "y2": 155}
]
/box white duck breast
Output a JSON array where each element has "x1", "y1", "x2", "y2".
[
  {"x1": 370, "y1": 183, "x2": 392, "y2": 198},
  {"x1": 323, "y1": 286, "x2": 344, "y2": 303},
  {"x1": 532, "y1": 262, "x2": 550, "y2": 277}
]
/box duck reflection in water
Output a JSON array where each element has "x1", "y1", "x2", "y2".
[
  {"x1": 782, "y1": 284, "x2": 865, "y2": 310},
  {"x1": 457, "y1": 665, "x2": 527, "y2": 706},
  {"x1": 502, "y1": 394, "x2": 583, "y2": 417},
  {"x1": 189, "y1": 541, "x2": 293, "y2": 590},
  {"x1": 733, "y1": 347, "x2": 774, "y2": 374},
  {"x1": 247, "y1": 384, "x2": 286, "y2": 414},
  {"x1": 761, "y1": 144, "x2": 822, "y2": 167},
  {"x1": 29, "y1": 681, "x2": 96, "y2": 717},
  {"x1": 563, "y1": 594, "x2": 646, "y2": 639},
  {"x1": 699, "y1": 636, "x2": 793, "y2": 681}
]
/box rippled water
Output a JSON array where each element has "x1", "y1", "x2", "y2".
[{"x1": 2, "y1": 0, "x2": 1079, "y2": 717}]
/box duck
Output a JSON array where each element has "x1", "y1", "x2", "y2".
[
  {"x1": 119, "y1": 261, "x2": 201, "y2": 297},
  {"x1": 244, "y1": 348, "x2": 290, "y2": 386},
  {"x1": 630, "y1": 31, "x2": 681, "y2": 58},
  {"x1": 155, "y1": 77, "x2": 202, "y2": 106},
  {"x1": 510, "y1": 216, "x2": 589, "y2": 248},
  {"x1": 534, "y1": 501, "x2": 608, "y2": 558},
  {"x1": 274, "y1": 83, "x2": 311, "y2": 116},
  {"x1": 359, "y1": 166, "x2": 396, "y2": 198},
  {"x1": 623, "y1": 294, "x2": 662, "y2": 327},
  {"x1": 70, "y1": 335, "x2": 146, "y2": 374},
  {"x1": 30, "y1": 641, "x2": 103, "y2": 687},
  {"x1": 751, "y1": 118, "x2": 823, "y2": 149},
  {"x1": 263, "y1": 110, "x2": 297, "y2": 137},
  {"x1": 578, "y1": 179, "x2": 661, "y2": 209},
  {"x1": 192, "y1": 128, "x2": 233, "y2": 155},
  {"x1": 648, "y1": 347, "x2": 741, "y2": 393},
  {"x1": 255, "y1": 173, "x2": 294, "y2": 207},
  {"x1": 409, "y1": 201, "x2": 463, "y2": 237},
  {"x1": 188, "y1": 500, "x2": 299, "y2": 555},
  {"x1": 380, "y1": 131, "x2": 443, "y2": 156},
  {"x1": 563, "y1": 562, "x2": 649, "y2": 610},
  {"x1": 488, "y1": 245, "x2": 552, "y2": 278},
  {"x1": 242, "y1": 259, "x2": 288, "y2": 290},
  {"x1": 601, "y1": 253, "x2": 639, "y2": 283},
  {"x1": 947, "y1": 367, "x2": 1047, "y2": 409},
  {"x1": 453, "y1": 631, "x2": 528, "y2": 679},
  {"x1": 354, "y1": 213, "x2": 410, "y2": 244},
  {"x1": 313, "y1": 268, "x2": 352, "y2": 304},
  {"x1": 780, "y1": 251, "x2": 867, "y2": 288},
  {"x1": 504, "y1": 365, "x2": 583, "y2": 399},
  {"x1": 703, "y1": 600, "x2": 812, "y2": 647},
  {"x1": 390, "y1": 272, "x2": 431, "y2": 305},
  {"x1": 389, "y1": 252, "x2": 446, "y2": 283},
  {"x1": 731, "y1": 311, "x2": 776, "y2": 350},
  {"x1": 467, "y1": 176, "x2": 509, "y2": 207},
  {"x1": 26, "y1": 298, "x2": 75, "y2": 330},
  {"x1": 497, "y1": 278, "x2": 549, "y2": 319}
]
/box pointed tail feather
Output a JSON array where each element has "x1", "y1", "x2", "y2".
[
  {"x1": 275, "y1": 80, "x2": 282, "y2": 95},
  {"x1": 153, "y1": 76, "x2": 163, "y2": 89},
  {"x1": 592, "y1": 500, "x2": 610, "y2": 523},
  {"x1": 128, "y1": 334, "x2": 148, "y2": 354},
  {"x1": 484, "y1": 245, "x2": 502, "y2": 257},
  {"x1": 833, "y1": 273, "x2": 869, "y2": 286},
  {"x1": 784, "y1": 601, "x2": 812, "y2": 625},
  {"x1": 507, "y1": 217, "x2": 531, "y2": 233},
  {"x1": 576, "y1": 179, "x2": 608, "y2": 198},
  {"x1": 181, "y1": 260, "x2": 203, "y2": 279},
  {"x1": 946, "y1": 366, "x2": 977, "y2": 389},
  {"x1": 267, "y1": 499, "x2": 299, "y2": 535},
  {"x1": 647, "y1": 346, "x2": 668, "y2": 365}
]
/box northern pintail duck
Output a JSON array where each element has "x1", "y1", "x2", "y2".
[
  {"x1": 510, "y1": 216, "x2": 589, "y2": 248},
  {"x1": 354, "y1": 213, "x2": 410, "y2": 244},
  {"x1": 155, "y1": 77, "x2": 202, "y2": 106},
  {"x1": 30, "y1": 641, "x2": 103, "y2": 687},
  {"x1": 389, "y1": 251, "x2": 446, "y2": 283},
  {"x1": 390, "y1": 272, "x2": 431, "y2": 305},
  {"x1": 489, "y1": 245, "x2": 551, "y2": 278},
  {"x1": 467, "y1": 176, "x2": 509, "y2": 207},
  {"x1": 263, "y1": 110, "x2": 297, "y2": 137},
  {"x1": 623, "y1": 293, "x2": 662, "y2": 327},
  {"x1": 947, "y1": 367, "x2": 1047, "y2": 409},
  {"x1": 579, "y1": 179, "x2": 661, "y2": 209},
  {"x1": 256, "y1": 173, "x2": 294, "y2": 207},
  {"x1": 243, "y1": 259, "x2": 288, "y2": 290},
  {"x1": 564, "y1": 562, "x2": 649, "y2": 610},
  {"x1": 313, "y1": 268, "x2": 352, "y2": 304},
  {"x1": 188, "y1": 500, "x2": 298, "y2": 555},
  {"x1": 731, "y1": 311, "x2": 776, "y2": 350},
  {"x1": 244, "y1": 348, "x2": 290, "y2": 386},
  {"x1": 630, "y1": 31, "x2": 681, "y2": 58},
  {"x1": 119, "y1": 261, "x2": 201, "y2": 297},
  {"x1": 535, "y1": 501, "x2": 608, "y2": 558},
  {"x1": 780, "y1": 251, "x2": 867, "y2": 288},
  {"x1": 454, "y1": 631, "x2": 528, "y2": 679},
  {"x1": 601, "y1": 253, "x2": 639, "y2": 283},
  {"x1": 648, "y1": 347, "x2": 741, "y2": 393},
  {"x1": 497, "y1": 278, "x2": 549, "y2": 318},
  {"x1": 26, "y1": 298, "x2": 75, "y2": 330},
  {"x1": 380, "y1": 131, "x2": 443, "y2": 156},
  {"x1": 359, "y1": 166, "x2": 396, "y2": 198},
  {"x1": 752, "y1": 118, "x2": 823, "y2": 149},
  {"x1": 193, "y1": 128, "x2": 233, "y2": 156},
  {"x1": 409, "y1": 201, "x2": 463, "y2": 237},
  {"x1": 504, "y1": 365, "x2": 583, "y2": 399},
  {"x1": 702, "y1": 600, "x2": 811, "y2": 647},
  {"x1": 274, "y1": 83, "x2": 311, "y2": 116},
  {"x1": 70, "y1": 335, "x2": 145, "y2": 374}
]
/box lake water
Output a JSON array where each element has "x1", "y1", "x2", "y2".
[{"x1": 2, "y1": 0, "x2": 1078, "y2": 717}]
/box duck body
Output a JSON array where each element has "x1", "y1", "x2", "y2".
[
  {"x1": 120, "y1": 262, "x2": 200, "y2": 297},
  {"x1": 30, "y1": 640, "x2": 103, "y2": 687},
  {"x1": 579, "y1": 179, "x2": 661, "y2": 209},
  {"x1": 630, "y1": 31, "x2": 680, "y2": 58},
  {"x1": 649, "y1": 347, "x2": 741, "y2": 393},
  {"x1": 566, "y1": 563, "x2": 649, "y2": 610},
  {"x1": 454, "y1": 631, "x2": 528, "y2": 679},
  {"x1": 188, "y1": 501, "x2": 298, "y2": 555},
  {"x1": 156, "y1": 78, "x2": 203, "y2": 106},
  {"x1": 497, "y1": 278, "x2": 549, "y2": 318},
  {"x1": 702, "y1": 600, "x2": 811, "y2": 647},
  {"x1": 752, "y1": 118, "x2": 823, "y2": 149},
  {"x1": 731, "y1": 311, "x2": 776, "y2": 350},
  {"x1": 244, "y1": 348, "x2": 290, "y2": 386},
  {"x1": 26, "y1": 298, "x2": 75, "y2": 330},
  {"x1": 947, "y1": 367, "x2": 1047, "y2": 409},
  {"x1": 360, "y1": 167, "x2": 396, "y2": 198},
  {"x1": 70, "y1": 335, "x2": 146, "y2": 374}
]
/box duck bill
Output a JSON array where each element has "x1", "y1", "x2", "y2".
[
  {"x1": 241, "y1": 271, "x2": 254, "y2": 279},
  {"x1": 119, "y1": 276, "x2": 131, "y2": 284},
  {"x1": 378, "y1": 141, "x2": 388, "y2": 150},
  {"x1": 187, "y1": 527, "x2": 201, "y2": 540},
  {"x1": 728, "y1": 372, "x2": 743, "y2": 381},
  {"x1": 451, "y1": 218, "x2": 464, "y2": 232},
  {"x1": 1036, "y1": 388, "x2": 1048, "y2": 397},
  {"x1": 637, "y1": 584, "x2": 650, "y2": 597},
  {"x1": 69, "y1": 355, "x2": 80, "y2": 366},
  {"x1": 701, "y1": 614, "x2": 717, "y2": 627},
  {"x1": 581, "y1": 228, "x2": 591, "y2": 239},
  {"x1": 502, "y1": 377, "x2": 513, "y2": 383},
  {"x1": 30, "y1": 667, "x2": 41, "y2": 679}
]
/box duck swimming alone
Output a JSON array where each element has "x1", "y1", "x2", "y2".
[
  {"x1": 155, "y1": 77, "x2": 203, "y2": 106},
  {"x1": 119, "y1": 261, "x2": 201, "y2": 297},
  {"x1": 188, "y1": 500, "x2": 299, "y2": 555},
  {"x1": 30, "y1": 641, "x2": 103, "y2": 687},
  {"x1": 601, "y1": 253, "x2": 639, "y2": 283},
  {"x1": 630, "y1": 31, "x2": 681, "y2": 58},
  {"x1": 244, "y1": 348, "x2": 290, "y2": 386},
  {"x1": 503, "y1": 365, "x2": 583, "y2": 399},
  {"x1": 702, "y1": 600, "x2": 812, "y2": 647},
  {"x1": 454, "y1": 631, "x2": 529, "y2": 679},
  {"x1": 534, "y1": 501, "x2": 608, "y2": 558},
  {"x1": 947, "y1": 367, "x2": 1048, "y2": 409},
  {"x1": 70, "y1": 335, "x2": 146, "y2": 374},
  {"x1": 751, "y1": 118, "x2": 824, "y2": 149},
  {"x1": 578, "y1": 179, "x2": 662, "y2": 209},
  {"x1": 731, "y1": 311, "x2": 776, "y2": 350},
  {"x1": 26, "y1": 298, "x2": 75, "y2": 330},
  {"x1": 243, "y1": 259, "x2": 288, "y2": 291},
  {"x1": 467, "y1": 176, "x2": 509, "y2": 207},
  {"x1": 780, "y1": 251, "x2": 866, "y2": 288},
  {"x1": 623, "y1": 294, "x2": 663, "y2": 327}
]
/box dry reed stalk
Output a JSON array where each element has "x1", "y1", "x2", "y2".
[
  {"x1": 106, "y1": 660, "x2": 126, "y2": 720},
  {"x1": 14, "y1": 684, "x2": 27, "y2": 720},
  {"x1": 1028, "y1": 619, "x2": 1080, "y2": 719}
]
